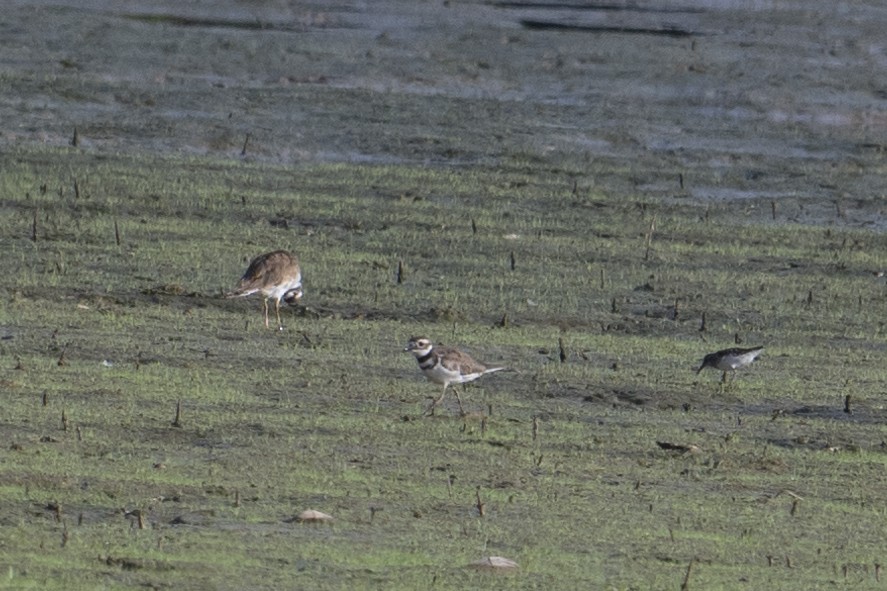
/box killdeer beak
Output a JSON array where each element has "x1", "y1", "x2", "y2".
[{"x1": 695, "y1": 364, "x2": 704, "y2": 374}]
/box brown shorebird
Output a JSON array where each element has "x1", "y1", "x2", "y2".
[
  {"x1": 227, "y1": 250, "x2": 302, "y2": 330},
  {"x1": 697, "y1": 346, "x2": 764, "y2": 384},
  {"x1": 404, "y1": 336, "x2": 505, "y2": 416}
]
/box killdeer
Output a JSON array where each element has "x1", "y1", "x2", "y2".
[
  {"x1": 696, "y1": 346, "x2": 764, "y2": 384},
  {"x1": 227, "y1": 250, "x2": 302, "y2": 330},
  {"x1": 404, "y1": 336, "x2": 505, "y2": 416}
]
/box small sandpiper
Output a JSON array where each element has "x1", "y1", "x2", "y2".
[{"x1": 696, "y1": 346, "x2": 764, "y2": 384}]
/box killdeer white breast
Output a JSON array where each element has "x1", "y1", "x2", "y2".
[
  {"x1": 404, "y1": 336, "x2": 505, "y2": 416},
  {"x1": 227, "y1": 250, "x2": 302, "y2": 330},
  {"x1": 696, "y1": 346, "x2": 764, "y2": 384}
]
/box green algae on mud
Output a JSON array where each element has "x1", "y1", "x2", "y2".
[{"x1": 1, "y1": 145, "x2": 887, "y2": 589}]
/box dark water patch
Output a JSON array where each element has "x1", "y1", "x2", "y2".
[
  {"x1": 495, "y1": 1, "x2": 706, "y2": 13},
  {"x1": 766, "y1": 436, "x2": 864, "y2": 454},
  {"x1": 170, "y1": 512, "x2": 215, "y2": 526},
  {"x1": 519, "y1": 19, "x2": 702, "y2": 36},
  {"x1": 741, "y1": 402, "x2": 885, "y2": 426},
  {"x1": 581, "y1": 387, "x2": 653, "y2": 406},
  {"x1": 857, "y1": 142, "x2": 887, "y2": 152},
  {"x1": 120, "y1": 12, "x2": 349, "y2": 33},
  {"x1": 104, "y1": 555, "x2": 152, "y2": 571},
  {"x1": 788, "y1": 404, "x2": 885, "y2": 425}
]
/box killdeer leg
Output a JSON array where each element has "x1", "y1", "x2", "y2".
[
  {"x1": 720, "y1": 371, "x2": 727, "y2": 384},
  {"x1": 262, "y1": 298, "x2": 271, "y2": 328},
  {"x1": 453, "y1": 388, "x2": 466, "y2": 416},
  {"x1": 274, "y1": 299, "x2": 284, "y2": 331},
  {"x1": 425, "y1": 386, "x2": 449, "y2": 416}
]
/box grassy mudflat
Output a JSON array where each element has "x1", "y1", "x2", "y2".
[
  {"x1": 3, "y1": 0, "x2": 887, "y2": 589},
  {"x1": 3, "y1": 145, "x2": 887, "y2": 590}
]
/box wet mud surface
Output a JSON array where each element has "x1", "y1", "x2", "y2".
[{"x1": 2, "y1": 0, "x2": 886, "y2": 227}]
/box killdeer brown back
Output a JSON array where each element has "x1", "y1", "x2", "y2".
[
  {"x1": 227, "y1": 250, "x2": 302, "y2": 330},
  {"x1": 404, "y1": 336, "x2": 505, "y2": 416},
  {"x1": 696, "y1": 346, "x2": 764, "y2": 384}
]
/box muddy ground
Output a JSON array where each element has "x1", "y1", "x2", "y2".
[
  {"x1": 3, "y1": 2, "x2": 887, "y2": 588},
  {"x1": 2, "y1": 0, "x2": 886, "y2": 227}
]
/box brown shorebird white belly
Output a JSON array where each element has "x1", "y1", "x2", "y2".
[
  {"x1": 404, "y1": 336, "x2": 505, "y2": 416},
  {"x1": 697, "y1": 346, "x2": 764, "y2": 384},
  {"x1": 227, "y1": 250, "x2": 302, "y2": 330}
]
